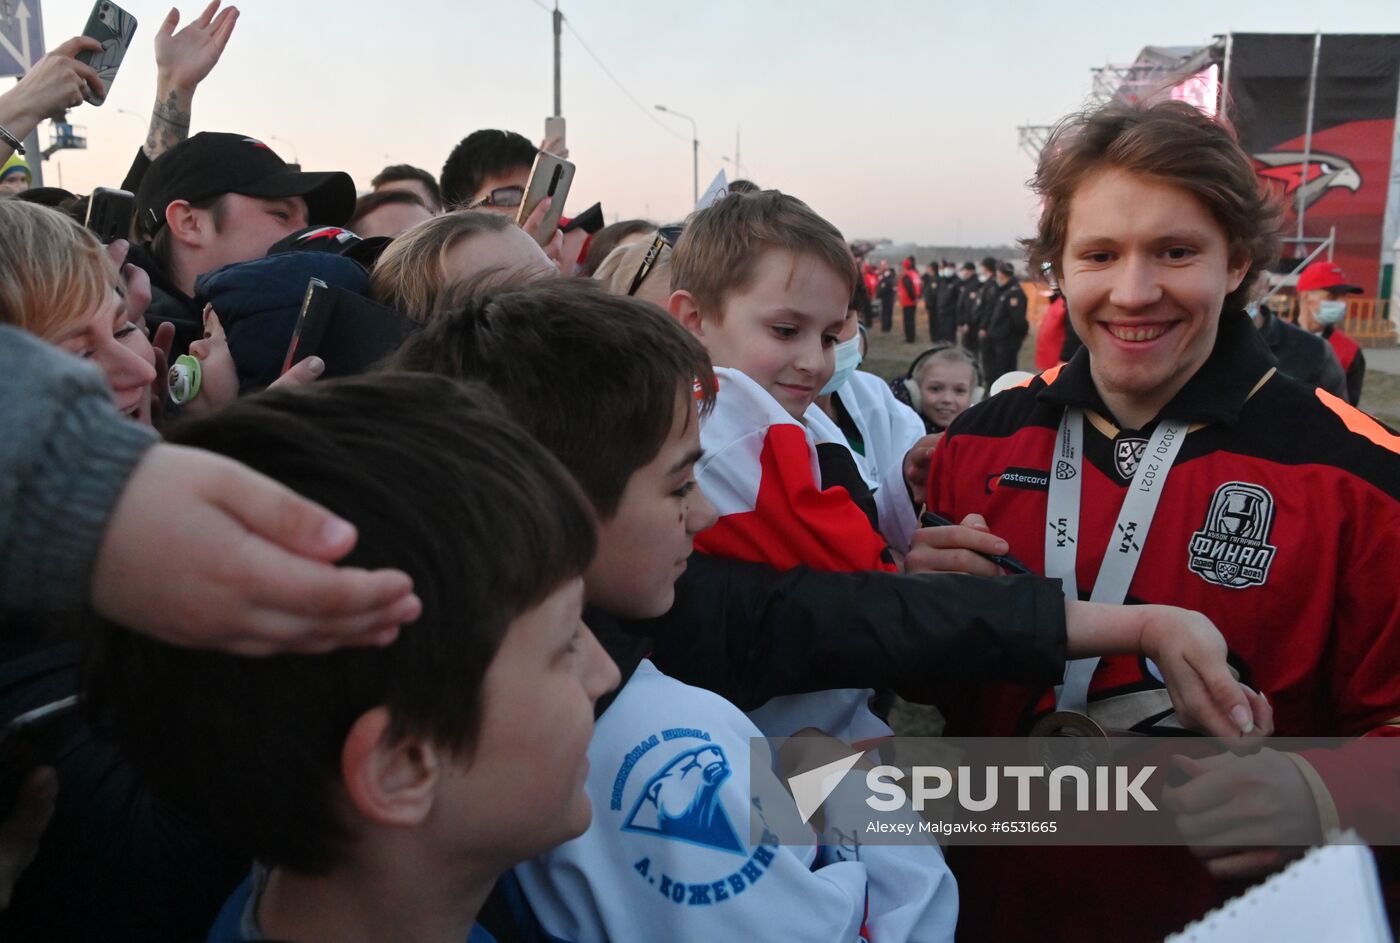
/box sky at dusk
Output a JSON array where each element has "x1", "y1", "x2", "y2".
[{"x1": 17, "y1": 0, "x2": 1400, "y2": 246}]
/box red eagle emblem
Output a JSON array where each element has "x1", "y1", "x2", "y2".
[{"x1": 1251, "y1": 150, "x2": 1361, "y2": 210}]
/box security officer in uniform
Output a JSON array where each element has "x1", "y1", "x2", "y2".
[
  {"x1": 979, "y1": 260, "x2": 1028, "y2": 391},
  {"x1": 972, "y1": 256, "x2": 1002, "y2": 356},
  {"x1": 932, "y1": 260, "x2": 960, "y2": 343},
  {"x1": 920, "y1": 261, "x2": 938, "y2": 341},
  {"x1": 876, "y1": 260, "x2": 898, "y2": 333},
  {"x1": 955, "y1": 261, "x2": 981, "y2": 354}
]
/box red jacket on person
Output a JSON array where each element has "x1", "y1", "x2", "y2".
[
  {"x1": 897, "y1": 259, "x2": 921, "y2": 308},
  {"x1": 1034, "y1": 294, "x2": 1067, "y2": 371},
  {"x1": 862, "y1": 263, "x2": 878, "y2": 301}
]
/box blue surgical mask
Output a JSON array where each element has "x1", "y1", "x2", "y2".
[
  {"x1": 1244, "y1": 301, "x2": 1261, "y2": 319},
  {"x1": 820, "y1": 334, "x2": 864, "y2": 396},
  {"x1": 1316, "y1": 300, "x2": 1347, "y2": 326}
]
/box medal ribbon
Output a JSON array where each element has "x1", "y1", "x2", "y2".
[{"x1": 1044, "y1": 408, "x2": 1190, "y2": 714}]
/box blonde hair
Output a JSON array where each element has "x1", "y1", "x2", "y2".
[
  {"x1": 368, "y1": 210, "x2": 513, "y2": 322},
  {"x1": 912, "y1": 345, "x2": 979, "y2": 386},
  {"x1": 0, "y1": 200, "x2": 115, "y2": 340},
  {"x1": 593, "y1": 234, "x2": 674, "y2": 306}
]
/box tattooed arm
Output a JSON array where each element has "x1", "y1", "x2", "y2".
[
  {"x1": 144, "y1": 86, "x2": 192, "y2": 160},
  {"x1": 142, "y1": 2, "x2": 239, "y2": 160}
]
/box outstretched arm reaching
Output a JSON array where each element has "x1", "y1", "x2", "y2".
[{"x1": 141, "y1": 2, "x2": 239, "y2": 161}]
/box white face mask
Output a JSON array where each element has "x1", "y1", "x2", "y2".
[
  {"x1": 819, "y1": 334, "x2": 864, "y2": 396},
  {"x1": 978, "y1": 273, "x2": 990, "y2": 283},
  {"x1": 941, "y1": 268, "x2": 955, "y2": 278},
  {"x1": 1316, "y1": 300, "x2": 1347, "y2": 326}
]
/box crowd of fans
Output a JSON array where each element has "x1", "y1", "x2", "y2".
[{"x1": 1, "y1": 7, "x2": 1397, "y2": 942}]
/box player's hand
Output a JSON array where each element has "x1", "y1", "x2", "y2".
[
  {"x1": 90, "y1": 443, "x2": 421, "y2": 655},
  {"x1": 1162, "y1": 749, "x2": 1318, "y2": 879},
  {"x1": 2, "y1": 37, "x2": 104, "y2": 125},
  {"x1": 905, "y1": 512, "x2": 1008, "y2": 578},
  {"x1": 1138, "y1": 607, "x2": 1272, "y2": 740},
  {"x1": 155, "y1": 2, "x2": 239, "y2": 94},
  {"x1": 901, "y1": 433, "x2": 941, "y2": 501}
]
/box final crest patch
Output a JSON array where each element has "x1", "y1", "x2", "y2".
[{"x1": 1187, "y1": 481, "x2": 1277, "y2": 589}]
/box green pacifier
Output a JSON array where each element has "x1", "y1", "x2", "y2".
[{"x1": 168, "y1": 354, "x2": 203, "y2": 405}]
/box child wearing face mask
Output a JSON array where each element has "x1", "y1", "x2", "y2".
[{"x1": 817, "y1": 319, "x2": 929, "y2": 555}]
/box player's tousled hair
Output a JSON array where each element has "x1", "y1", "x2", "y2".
[{"x1": 1024, "y1": 100, "x2": 1282, "y2": 314}]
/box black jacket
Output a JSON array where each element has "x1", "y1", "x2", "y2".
[
  {"x1": 1255, "y1": 306, "x2": 1347, "y2": 399},
  {"x1": 985, "y1": 279, "x2": 1029, "y2": 345},
  {"x1": 0, "y1": 643, "x2": 246, "y2": 942},
  {"x1": 934, "y1": 275, "x2": 961, "y2": 323},
  {"x1": 974, "y1": 278, "x2": 1002, "y2": 334},
  {"x1": 125, "y1": 242, "x2": 204, "y2": 359},
  {"x1": 600, "y1": 552, "x2": 1068, "y2": 711},
  {"x1": 955, "y1": 277, "x2": 982, "y2": 330}
]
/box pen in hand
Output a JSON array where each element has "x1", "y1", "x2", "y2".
[{"x1": 918, "y1": 511, "x2": 1034, "y2": 576}]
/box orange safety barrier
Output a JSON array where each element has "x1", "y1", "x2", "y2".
[{"x1": 1342, "y1": 299, "x2": 1396, "y2": 345}]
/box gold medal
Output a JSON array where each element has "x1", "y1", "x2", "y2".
[{"x1": 1029, "y1": 711, "x2": 1112, "y2": 771}]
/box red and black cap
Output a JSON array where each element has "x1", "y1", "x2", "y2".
[
  {"x1": 267, "y1": 225, "x2": 390, "y2": 269},
  {"x1": 1296, "y1": 260, "x2": 1363, "y2": 295},
  {"x1": 135, "y1": 132, "x2": 356, "y2": 238}
]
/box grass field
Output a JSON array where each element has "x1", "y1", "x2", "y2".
[{"x1": 862, "y1": 309, "x2": 1399, "y2": 737}]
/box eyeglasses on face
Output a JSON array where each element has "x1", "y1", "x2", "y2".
[
  {"x1": 626, "y1": 225, "x2": 685, "y2": 297},
  {"x1": 468, "y1": 185, "x2": 525, "y2": 209}
]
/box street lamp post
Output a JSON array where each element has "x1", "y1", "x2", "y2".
[{"x1": 655, "y1": 104, "x2": 698, "y2": 206}]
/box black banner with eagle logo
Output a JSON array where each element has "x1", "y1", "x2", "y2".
[{"x1": 1227, "y1": 34, "x2": 1400, "y2": 294}]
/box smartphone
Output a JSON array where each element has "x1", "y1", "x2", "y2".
[
  {"x1": 75, "y1": 0, "x2": 139, "y2": 106},
  {"x1": 281, "y1": 278, "x2": 332, "y2": 376},
  {"x1": 84, "y1": 186, "x2": 134, "y2": 243},
  {"x1": 544, "y1": 115, "x2": 566, "y2": 153},
  {"x1": 515, "y1": 151, "x2": 575, "y2": 246},
  {"x1": 281, "y1": 278, "x2": 414, "y2": 379},
  {"x1": 0, "y1": 695, "x2": 80, "y2": 818}
]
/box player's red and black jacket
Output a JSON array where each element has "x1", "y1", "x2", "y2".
[{"x1": 926, "y1": 309, "x2": 1400, "y2": 943}]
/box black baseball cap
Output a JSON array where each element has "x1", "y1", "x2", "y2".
[
  {"x1": 135, "y1": 132, "x2": 356, "y2": 238},
  {"x1": 997, "y1": 261, "x2": 1017, "y2": 277}
]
